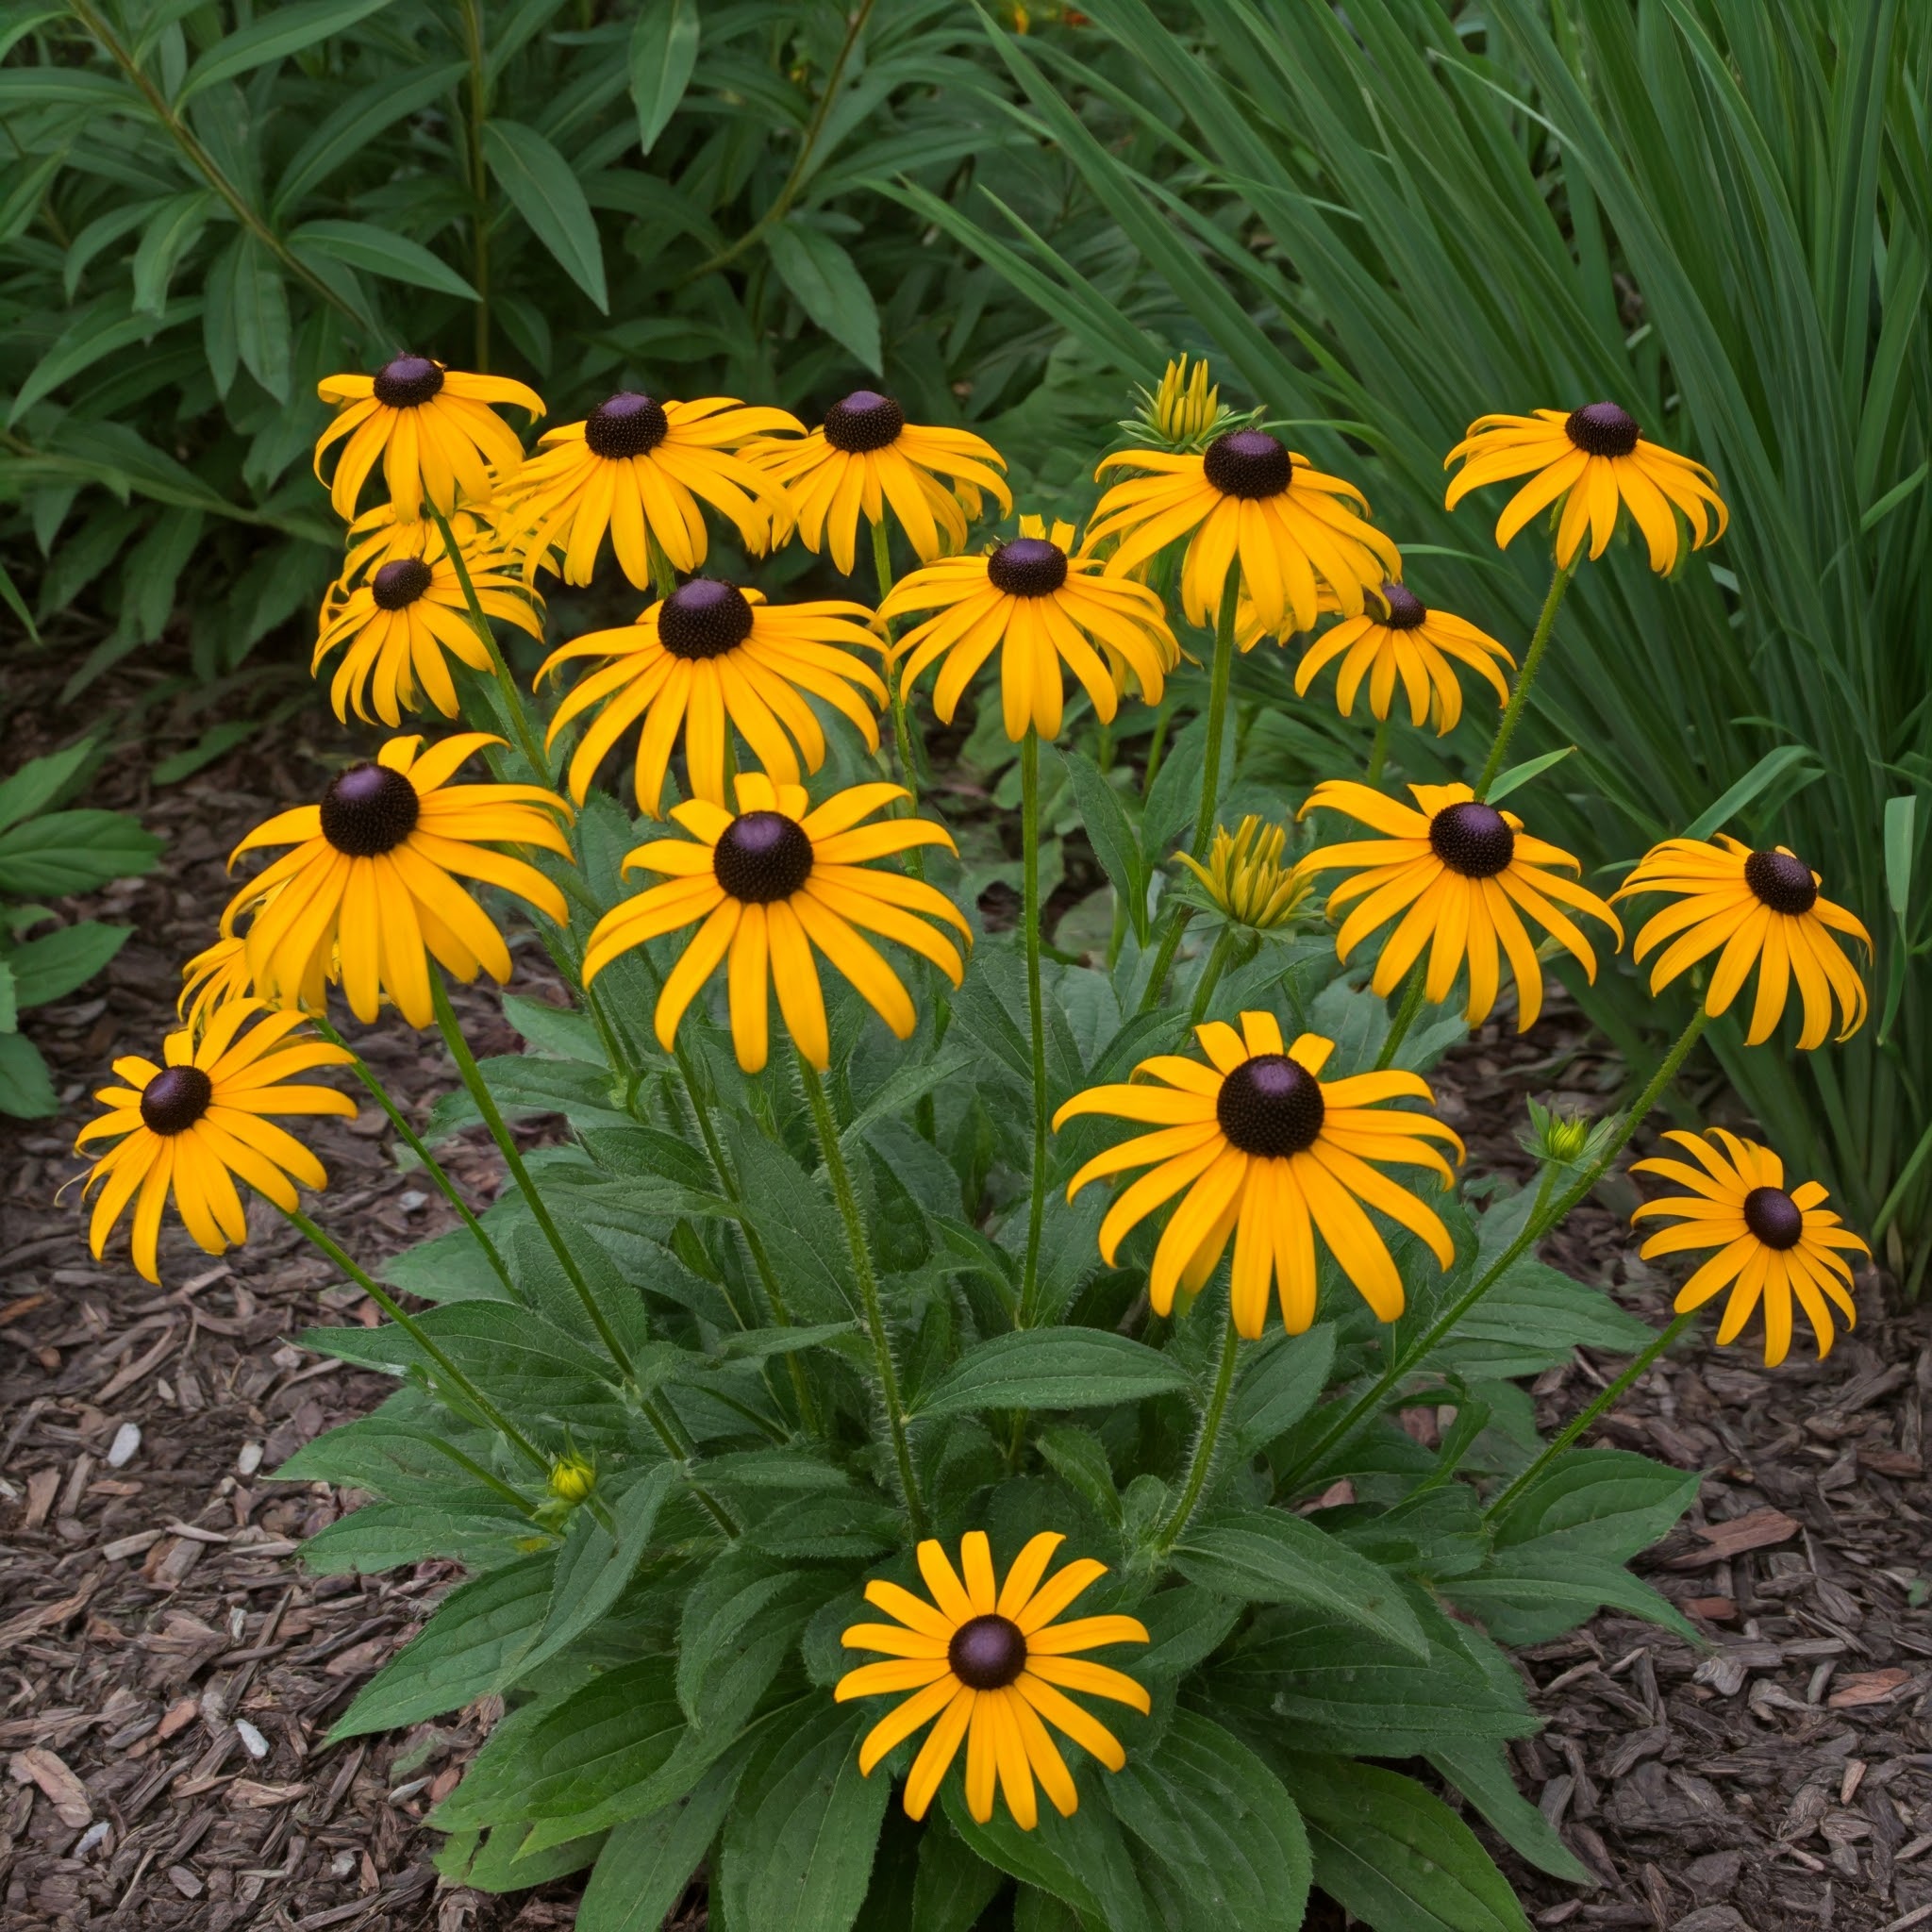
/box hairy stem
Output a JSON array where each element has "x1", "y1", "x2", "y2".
[
  {"x1": 1188, "y1": 926, "x2": 1236, "y2": 1025},
  {"x1": 1157, "y1": 1313, "x2": 1241, "y2": 1554},
  {"x1": 1366, "y1": 715, "x2": 1390, "y2": 786},
  {"x1": 1474, "y1": 560, "x2": 1574, "y2": 800}
]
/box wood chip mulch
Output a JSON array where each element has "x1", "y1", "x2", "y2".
[{"x1": 2, "y1": 656, "x2": 1927, "y2": 1932}]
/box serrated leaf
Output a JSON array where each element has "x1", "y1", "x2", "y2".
[
  {"x1": 916, "y1": 1329, "x2": 1191, "y2": 1417},
  {"x1": 484, "y1": 118, "x2": 608, "y2": 310}
]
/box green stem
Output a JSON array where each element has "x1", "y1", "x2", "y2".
[
  {"x1": 873, "y1": 519, "x2": 922, "y2": 810},
  {"x1": 1191, "y1": 568, "x2": 1242, "y2": 859},
  {"x1": 1287, "y1": 1008, "x2": 1709, "y2": 1488},
  {"x1": 458, "y1": 0, "x2": 491, "y2": 371},
  {"x1": 284, "y1": 1207, "x2": 547, "y2": 1475},
  {"x1": 647, "y1": 529, "x2": 677, "y2": 601},
  {"x1": 797, "y1": 1053, "x2": 924, "y2": 1532},
  {"x1": 1486, "y1": 1310, "x2": 1696, "y2": 1519},
  {"x1": 1135, "y1": 904, "x2": 1196, "y2": 1016},
  {"x1": 1188, "y1": 927, "x2": 1236, "y2": 1025},
  {"x1": 425, "y1": 500, "x2": 550, "y2": 780},
  {"x1": 1156, "y1": 1313, "x2": 1241, "y2": 1554},
  {"x1": 311, "y1": 1015, "x2": 517, "y2": 1301},
  {"x1": 1017, "y1": 727, "x2": 1051, "y2": 1327},
  {"x1": 1374, "y1": 963, "x2": 1428, "y2": 1072},
  {"x1": 1366, "y1": 715, "x2": 1390, "y2": 786},
  {"x1": 430, "y1": 972, "x2": 636, "y2": 1379},
  {"x1": 1474, "y1": 560, "x2": 1574, "y2": 801}
]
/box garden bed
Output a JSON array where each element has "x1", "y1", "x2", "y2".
[{"x1": 2, "y1": 662, "x2": 1927, "y2": 1932}]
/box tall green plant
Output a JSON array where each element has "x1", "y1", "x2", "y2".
[{"x1": 912, "y1": 0, "x2": 1932, "y2": 1278}]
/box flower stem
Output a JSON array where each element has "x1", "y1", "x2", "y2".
[
  {"x1": 1135, "y1": 904, "x2": 1195, "y2": 1016},
  {"x1": 1285, "y1": 1007, "x2": 1708, "y2": 1489},
  {"x1": 1157, "y1": 1312, "x2": 1241, "y2": 1555},
  {"x1": 1474, "y1": 559, "x2": 1574, "y2": 801},
  {"x1": 1017, "y1": 726, "x2": 1051, "y2": 1328},
  {"x1": 429, "y1": 971, "x2": 635, "y2": 1380},
  {"x1": 1188, "y1": 926, "x2": 1236, "y2": 1025},
  {"x1": 282, "y1": 1206, "x2": 548, "y2": 1476},
  {"x1": 1485, "y1": 1309, "x2": 1696, "y2": 1520},
  {"x1": 796, "y1": 1052, "x2": 925, "y2": 1533},
  {"x1": 647, "y1": 529, "x2": 677, "y2": 601},
  {"x1": 873, "y1": 519, "x2": 922, "y2": 811},
  {"x1": 425, "y1": 500, "x2": 550, "y2": 781},
  {"x1": 1374, "y1": 962, "x2": 1429, "y2": 1072},
  {"x1": 310, "y1": 1015, "x2": 518, "y2": 1302},
  {"x1": 1366, "y1": 715, "x2": 1390, "y2": 786},
  {"x1": 1191, "y1": 569, "x2": 1241, "y2": 859}
]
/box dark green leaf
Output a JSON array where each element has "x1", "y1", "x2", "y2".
[
  {"x1": 628, "y1": 0, "x2": 701, "y2": 156},
  {"x1": 1060, "y1": 748, "x2": 1147, "y2": 943},
  {"x1": 917, "y1": 1329, "x2": 1191, "y2": 1417},
  {"x1": 0, "y1": 810, "x2": 162, "y2": 897},
  {"x1": 1425, "y1": 1740, "x2": 1592, "y2": 1888},
  {"x1": 178, "y1": 0, "x2": 394, "y2": 102},
  {"x1": 300, "y1": 1502, "x2": 541, "y2": 1575},
  {"x1": 3, "y1": 921, "x2": 127, "y2": 1008},
  {"x1": 520, "y1": 1464, "x2": 678, "y2": 1674},
  {"x1": 765, "y1": 221, "x2": 883, "y2": 374},
  {"x1": 575, "y1": 1743, "x2": 749, "y2": 1932},
  {"x1": 291, "y1": 221, "x2": 478, "y2": 300},
  {"x1": 484, "y1": 118, "x2": 609, "y2": 311}
]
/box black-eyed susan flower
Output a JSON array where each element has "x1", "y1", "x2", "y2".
[
  {"x1": 880, "y1": 516, "x2": 1175, "y2": 741},
  {"x1": 1296, "y1": 781, "x2": 1623, "y2": 1032},
  {"x1": 1443, "y1": 404, "x2": 1728, "y2": 572},
  {"x1": 746, "y1": 389, "x2": 1011, "y2": 575},
  {"x1": 223, "y1": 734, "x2": 573, "y2": 1030},
  {"x1": 496, "y1": 391, "x2": 800, "y2": 587},
  {"x1": 1614, "y1": 834, "x2": 1869, "y2": 1047},
  {"x1": 1631, "y1": 1129, "x2": 1868, "y2": 1366},
  {"x1": 582, "y1": 774, "x2": 966, "y2": 1073},
  {"x1": 313, "y1": 540, "x2": 541, "y2": 728},
  {"x1": 1055, "y1": 1011, "x2": 1462, "y2": 1333},
  {"x1": 1175, "y1": 817, "x2": 1309, "y2": 934},
  {"x1": 1293, "y1": 581, "x2": 1513, "y2": 735},
  {"x1": 836, "y1": 1530, "x2": 1148, "y2": 1828},
  {"x1": 1089, "y1": 429, "x2": 1399, "y2": 634},
  {"x1": 315, "y1": 356, "x2": 542, "y2": 523},
  {"x1": 75, "y1": 1001, "x2": 356, "y2": 1283},
  {"x1": 339, "y1": 499, "x2": 494, "y2": 588},
  {"x1": 1118, "y1": 352, "x2": 1237, "y2": 452},
  {"x1": 537, "y1": 578, "x2": 886, "y2": 816}
]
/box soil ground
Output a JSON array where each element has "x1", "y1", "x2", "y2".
[{"x1": 1, "y1": 656, "x2": 1927, "y2": 1932}]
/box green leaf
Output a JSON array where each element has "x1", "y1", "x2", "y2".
[
  {"x1": 1884, "y1": 793, "x2": 1916, "y2": 925},
  {"x1": 299, "y1": 1502, "x2": 541, "y2": 1574},
  {"x1": 0, "y1": 744, "x2": 94, "y2": 835},
  {"x1": 438, "y1": 1818, "x2": 608, "y2": 1894},
  {"x1": 915, "y1": 1329, "x2": 1191, "y2": 1417},
  {"x1": 1034, "y1": 1424, "x2": 1121, "y2": 1524},
  {"x1": 8, "y1": 296, "x2": 203, "y2": 425},
  {"x1": 1486, "y1": 1448, "x2": 1701, "y2": 1564},
  {"x1": 765, "y1": 220, "x2": 884, "y2": 374},
  {"x1": 1446, "y1": 1548, "x2": 1698, "y2": 1646},
  {"x1": 717, "y1": 1702, "x2": 891, "y2": 1932},
  {"x1": 575, "y1": 1744, "x2": 749, "y2": 1932},
  {"x1": 1172, "y1": 1510, "x2": 1428, "y2": 1657},
  {"x1": 0, "y1": 961, "x2": 14, "y2": 1034},
  {"x1": 0, "y1": 810, "x2": 162, "y2": 897},
  {"x1": 1231, "y1": 1324, "x2": 1335, "y2": 1454},
  {"x1": 519, "y1": 1464, "x2": 678, "y2": 1674},
  {"x1": 676, "y1": 1554, "x2": 837, "y2": 1732},
  {"x1": 177, "y1": 0, "x2": 394, "y2": 103},
  {"x1": 1680, "y1": 744, "x2": 1822, "y2": 841},
  {"x1": 1425, "y1": 1740, "x2": 1593, "y2": 1888},
  {"x1": 274, "y1": 60, "x2": 469, "y2": 215},
  {"x1": 290, "y1": 221, "x2": 478, "y2": 300},
  {"x1": 910, "y1": 1819, "x2": 1005, "y2": 1932},
  {"x1": 130, "y1": 191, "x2": 216, "y2": 317},
  {"x1": 1060, "y1": 748, "x2": 1147, "y2": 943},
  {"x1": 1278, "y1": 1754, "x2": 1531, "y2": 1932},
  {"x1": 5, "y1": 922, "x2": 129, "y2": 1009},
  {"x1": 1108, "y1": 1709, "x2": 1311, "y2": 1932},
  {"x1": 504, "y1": 991, "x2": 607, "y2": 1061},
  {"x1": 942, "y1": 1777, "x2": 1154, "y2": 1932},
  {"x1": 1483, "y1": 745, "x2": 1574, "y2": 806},
  {"x1": 628, "y1": 0, "x2": 701, "y2": 156},
  {"x1": 0, "y1": 556, "x2": 39, "y2": 646},
  {"x1": 229, "y1": 237, "x2": 292, "y2": 402},
  {"x1": 0, "y1": 67, "x2": 135, "y2": 109},
  {"x1": 484, "y1": 118, "x2": 609, "y2": 311},
  {"x1": 327, "y1": 1553, "x2": 555, "y2": 1742},
  {"x1": 0, "y1": 1032, "x2": 58, "y2": 1118}
]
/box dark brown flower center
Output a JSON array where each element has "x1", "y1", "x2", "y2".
[
  {"x1": 1203, "y1": 429, "x2": 1291, "y2": 500},
  {"x1": 140, "y1": 1064, "x2": 213, "y2": 1137},
  {"x1": 1564, "y1": 402, "x2": 1641, "y2": 458},
  {"x1": 1742, "y1": 1185, "x2": 1805, "y2": 1251},
  {"x1": 1216, "y1": 1054, "x2": 1325, "y2": 1158},
  {"x1": 823, "y1": 390, "x2": 906, "y2": 454},
  {"x1": 713, "y1": 810, "x2": 812, "y2": 903},
  {"x1": 320, "y1": 761, "x2": 421, "y2": 858},
  {"x1": 1743, "y1": 848, "x2": 1818, "y2": 916},
  {"x1": 373, "y1": 356, "x2": 443, "y2": 409},
  {"x1": 948, "y1": 1613, "x2": 1027, "y2": 1690},
  {"x1": 1430, "y1": 801, "x2": 1515, "y2": 878},
  {"x1": 371, "y1": 558, "x2": 433, "y2": 610},
  {"x1": 584, "y1": 391, "x2": 670, "y2": 460},
  {"x1": 1376, "y1": 581, "x2": 1426, "y2": 629},
  {"x1": 986, "y1": 536, "x2": 1068, "y2": 598},
  {"x1": 659, "y1": 578, "x2": 754, "y2": 659}
]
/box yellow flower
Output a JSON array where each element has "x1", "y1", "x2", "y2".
[
  {"x1": 496, "y1": 391, "x2": 801, "y2": 587},
  {"x1": 338, "y1": 499, "x2": 494, "y2": 588},
  {"x1": 1088, "y1": 431, "x2": 1399, "y2": 634},
  {"x1": 836, "y1": 1530, "x2": 1148, "y2": 1828},
  {"x1": 313, "y1": 535, "x2": 541, "y2": 727},
  {"x1": 537, "y1": 579, "x2": 886, "y2": 817},
  {"x1": 1056, "y1": 1013, "x2": 1461, "y2": 1332},
  {"x1": 880, "y1": 516, "x2": 1175, "y2": 741},
  {"x1": 582, "y1": 774, "x2": 966, "y2": 1073},
  {"x1": 547, "y1": 1451, "x2": 597, "y2": 1504},
  {"x1": 1293, "y1": 581, "x2": 1513, "y2": 735},
  {"x1": 75, "y1": 1001, "x2": 356, "y2": 1283},
  {"x1": 1631, "y1": 1129, "x2": 1868, "y2": 1366},
  {"x1": 1119, "y1": 352, "x2": 1234, "y2": 452},
  {"x1": 315, "y1": 357, "x2": 542, "y2": 522},
  {"x1": 1296, "y1": 781, "x2": 1623, "y2": 1032},
  {"x1": 1443, "y1": 404, "x2": 1727, "y2": 572},
  {"x1": 223, "y1": 734, "x2": 573, "y2": 1028},
  {"x1": 1175, "y1": 818, "x2": 1309, "y2": 932},
  {"x1": 1613, "y1": 835, "x2": 1869, "y2": 1047},
  {"x1": 747, "y1": 389, "x2": 1011, "y2": 575}
]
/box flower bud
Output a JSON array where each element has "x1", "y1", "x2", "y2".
[{"x1": 547, "y1": 1451, "x2": 596, "y2": 1505}]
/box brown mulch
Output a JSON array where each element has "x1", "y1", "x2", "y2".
[{"x1": 2, "y1": 654, "x2": 1928, "y2": 1932}]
